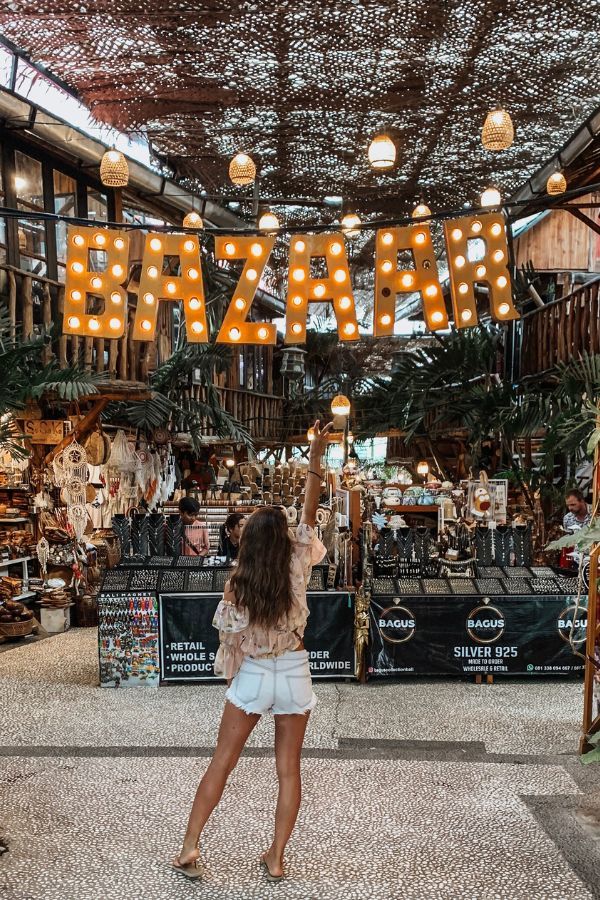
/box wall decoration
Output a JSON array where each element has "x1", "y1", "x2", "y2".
[
  {"x1": 443, "y1": 213, "x2": 518, "y2": 327},
  {"x1": 374, "y1": 225, "x2": 447, "y2": 335},
  {"x1": 214, "y1": 235, "x2": 277, "y2": 344},
  {"x1": 63, "y1": 225, "x2": 130, "y2": 338},
  {"x1": 132, "y1": 232, "x2": 208, "y2": 342},
  {"x1": 285, "y1": 233, "x2": 359, "y2": 343}
]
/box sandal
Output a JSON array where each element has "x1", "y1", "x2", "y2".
[
  {"x1": 260, "y1": 854, "x2": 284, "y2": 883},
  {"x1": 172, "y1": 849, "x2": 203, "y2": 880}
]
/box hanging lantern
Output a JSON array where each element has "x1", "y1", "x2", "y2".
[
  {"x1": 481, "y1": 108, "x2": 514, "y2": 151},
  {"x1": 330, "y1": 394, "x2": 351, "y2": 416},
  {"x1": 480, "y1": 187, "x2": 502, "y2": 207},
  {"x1": 546, "y1": 171, "x2": 567, "y2": 195},
  {"x1": 100, "y1": 148, "x2": 129, "y2": 188},
  {"x1": 341, "y1": 213, "x2": 361, "y2": 237},
  {"x1": 229, "y1": 152, "x2": 256, "y2": 186},
  {"x1": 183, "y1": 210, "x2": 203, "y2": 229},
  {"x1": 368, "y1": 135, "x2": 396, "y2": 170},
  {"x1": 412, "y1": 203, "x2": 432, "y2": 219},
  {"x1": 417, "y1": 460, "x2": 430, "y2": 479},
  {"x1": 307, "y1": 426, "x2": 316, "y2": 443},
  {"x1": 258, "y1": 211, "x2": 280, "y2": 232}
]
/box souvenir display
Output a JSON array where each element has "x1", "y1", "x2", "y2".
[
  {"x1": 186, "y1": 570, "x2": 214, "y2": 592},
  {"x1": 129, "y1": 568, "x2": 160, "y2": 591},
  {"x1": 395, "y1": 578, "x2": 422, "y2": 594},
  {"x1": 529, "y1": 577, "x2": 560, "y2": 594},
  {"x1": 475, "y1": 578, "x2": 504, "y2": 595},
  {"x1": 421, "y1": 578, "x2": 450, "y2": 594},
  {"x1": 372, "y1": 576, "x2": 396, "y2": 594},
  {"x1": 449, "y1": 579, "x2": 479, "y2": 594},
  {"x1": 159, "y1": 570, "x2": 187, "y2": 593}
]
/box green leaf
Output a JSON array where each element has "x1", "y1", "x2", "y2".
[
  {"x1": 581, "y1": 745, "x2": 600, "y2": 764},
  {"x1": 546, "y1": 521, "x2": 600, "y2": 552},
  {"x1": 586, "y1": 427, "x2": 600, "y2": 456}
]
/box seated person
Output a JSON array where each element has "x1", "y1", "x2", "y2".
[
  {"x1": 179, "y1": 497, "x2": 210, "y2": 557},
  {"x1": 218, "y1": 513, "x2": 246, "y2": 560}
]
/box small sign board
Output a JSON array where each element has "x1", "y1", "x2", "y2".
[{"x1": 23, "y1": 419, "x2": 65, "y2": 445}]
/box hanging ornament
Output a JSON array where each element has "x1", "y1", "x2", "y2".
[
  {"x1": 546, "y1": 171, "x2": 567, "y2": 195},
  {"x1": 183, "y1": 210, "x2": 203, "y2": 229},
  {"x1": 330, "y1": 394, "x2": 351, "y2": 416},
  {"x1": 412, "y1": 203, "x2": 432, "y2": 219},
  {"x1": 480, "y1": 187, "x2": 502, "y2": 207},
  {"x1": 341, "y1": 213, "x2": 361, "y2": 237},
  {"x1": 481, "y1": 108, "x2": 514, "y2": 151},
  {"x1": 258, "y1": 211, "x2": 280, "y2": 231},
  {"x1": 229, "y1": 153, "x2": 256, "y2": 186},
  {"x1": 67, "y1": 503, "x2": 89, "y2": 541},
  {"x1": 100, "y1": 148, "x2": 129, "y2": 188},
  {"x1": 36, "y1": 537, "x2": 50, "y2": 577},
  {"x1": 368, "y1": 135, "x2": 396, "y2": 170}
]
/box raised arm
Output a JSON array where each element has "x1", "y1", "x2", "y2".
[{"x1": 301, "y1": 419, "x2": 333, "y2": 527}]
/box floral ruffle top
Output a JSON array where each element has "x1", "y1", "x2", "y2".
[{"x1": 212, "y1": 523, "x2": 326, "y2": 680}]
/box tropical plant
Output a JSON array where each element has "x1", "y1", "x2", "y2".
[{"x1": 0, "y1": 302, "x2": 101, "y2": 456}]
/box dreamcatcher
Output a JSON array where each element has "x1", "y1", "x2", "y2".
[{"x1": 36, "y1": 536, "x2": 50, "y2": 578}]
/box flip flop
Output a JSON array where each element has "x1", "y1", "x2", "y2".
[
  {"x1": 260, "y1": 856, "x2": 284, "y2": 883},
  {"x1": 172, "y1": 853, "x2": 203, "y2": 880}
]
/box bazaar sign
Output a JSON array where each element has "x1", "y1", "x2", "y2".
[{"x1": 63, "y1": 214, "x2": 518, "y2": 345}]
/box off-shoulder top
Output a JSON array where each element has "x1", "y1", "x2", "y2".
[{"x1": 212, "y1": 523, "x2": 326, "y2": 680}]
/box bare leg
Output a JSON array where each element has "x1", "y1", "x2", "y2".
[
  {"x1": 175, "y1": 700, "x2": 260, "y2": 866},
  {"x1": 262, "y1": 712, "x2": 310, "y2": 877}
]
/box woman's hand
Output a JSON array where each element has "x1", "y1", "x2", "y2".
[{"x1": 309, "y1": 420, "x2": 334, "y2": 460}]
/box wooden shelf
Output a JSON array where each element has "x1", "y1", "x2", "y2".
[
  {"x1": 0, "y1": 517, "x2": 30, "y2": 523},
  {"x1": 0, "y1": 556, "x2": 33, "y2": 567}
]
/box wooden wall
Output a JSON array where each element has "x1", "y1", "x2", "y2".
[{"x1": 514, "y1": 193, "x2": 600, "y2": 272}]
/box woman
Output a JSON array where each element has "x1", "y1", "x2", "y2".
[
  {"x1": 172, "y1": 420, "x2": 331, "y2": 882},
  {"x1": 217, "y1": 512, "x2": 246, "y2": 561}
]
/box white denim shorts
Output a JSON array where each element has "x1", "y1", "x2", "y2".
[{"x1": 225, "y1": 649, "x2": 317, "y2": 716}]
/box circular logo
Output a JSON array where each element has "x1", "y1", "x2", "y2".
[
  {"x1": 557, "y1": 604, "x2": 587, "y2": 646},
  {"x1": 378, "y1": 603, "x2": 416, "y2": 644},
  {"x1": 466, "y1": 602, "x2": 505, "y2": 644}
]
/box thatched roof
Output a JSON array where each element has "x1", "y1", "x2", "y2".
[{"x1": 3, "y1": 1, "x2": 600, "y2": 218}]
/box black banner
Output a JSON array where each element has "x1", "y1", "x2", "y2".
[
  {"x1": 368, "y1": 594, "x2": 586, "y2": 678},
  {"x1": 159, "y1": 591, "x2": 355, "y2": 682}
]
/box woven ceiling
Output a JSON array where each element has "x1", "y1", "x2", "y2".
[{"x1": 2, "y1": 0, "x2": 600, "y2": 218}]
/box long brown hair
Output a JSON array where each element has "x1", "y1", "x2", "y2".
[{"x1": 229, "y1": 506, "x2": 292, "y2": 628}]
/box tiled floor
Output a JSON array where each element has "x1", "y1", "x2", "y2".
[{"x1": 0, "y1": 629, "x2": 598, "y2": 900}]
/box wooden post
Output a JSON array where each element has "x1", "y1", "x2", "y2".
[
  {"x1": 42, "y1": 282, "x2": 53, "y2": 364},
  {"x1": 57, "y1": 285, "x2": 67, "y2": 368},
  {"x1": 7, "y1": 269, "x2": 16, "y2": 340},
  {"x1": 45, "y1": 396, "x2": 110, "y2": 466},
  {"x1": 22, "y1": 275, "x2": 33, "y2": 339}
]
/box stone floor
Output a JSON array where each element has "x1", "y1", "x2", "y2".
[{"x1": 0, "y1": 629, "x2": 598, "y2": 900}]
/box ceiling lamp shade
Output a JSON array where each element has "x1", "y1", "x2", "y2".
[
  {"x1": 183, "y1": 210, "x2": 203, "y2": 229},
  {"x1": 258, "y1": 211, "x2": 280, "y2": 231},
  {"x1": 229, "y1": 152, "x2": 256, "y2": 186},
  {"x1": 331, "y1": 394, "x2": 351, "y2": 416},
  {"x1": 412, "y1": 203, "x2": 432, "y2": 219},
  {"x1": 368, "y1": 135, "x2": 396, "y2": 170},
  {"x1": 481, "y1": 108, "x2": 514, "y2": 151},
  {"x1": 480, "y1": 187, "x2": 502, "y2": 207},
  {"x1": 100, "y1": 149, "x2": 129, "y2": 188},
  {"x1": 417, "y1": 460, "x2": 430, "y2": 477},
  {"x1": 341, "y1": 212, "x2": 361, "y2": 237},
  {"x1": 546, "y1": 171, "x2": 567, "y2": 195}
]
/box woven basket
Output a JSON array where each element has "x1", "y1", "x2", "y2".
[
  {"x1": 229, "y1": 153, "x2": 256, "y2": 185},
  {"x1": 0, "y1": 619, "x2": 34, "y2": 637},
  {"x1": 482, "y1": 108, "x2": 514, "y2": 151},
  {"x1": 100, "y1": 149, "x2": 129, "y2": 188},
  {"x1": 547, "y1": 172, "x2": 567, "y2": 195}
]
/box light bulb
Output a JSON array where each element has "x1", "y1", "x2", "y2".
[
  {"x1": 225, "y1": 242, "x2": 236, "y2": 256},
  {"x1": 91, "y1": 276, "x2": 102, "y2": 290},
  {"x1": 338, "y1": 296, "x2": 352, "y2": 310},
  {"x1": 476, "y1": 265, "x2": 487, "y2": 278},
  {"x1": 110, "y1": 291, "x2": 121, "y2": 304},
  {"x1": 109, "y1": 317, "x2": 121, "y2": 330},
  {"x1": 111, "y1": 264, "x2": 124, "y2": 278},
  {"x1": 71, "y1": 261, "x2": 84, "y2": 274},
  {"x1": 89, "y1": 318, "x2": 100, "y2": 331},
  {"x1": 187, "y1": 268, "x2": 199, "y2": 280},
  {"x1": 497, "y1": 275, "x2": 508, "y2": 288},
  {"x1": 72, "y1": 234, "x2": 85, "y2": 247},
  {"x1": 235, "y1": 298, "x2": 246, "y2": 310},
  {"x1": 114, "y1": 237, "x2": 125, "y2": 251},
  {"x1": 491, "y1": 223, "x2": 502, "y2": 237},
  {"x1": 333, "y1": 269, "x2": 346, "y2": 283},
  {"x1": 259, "y1": 211, "x2": 279, "y2": 231},
  {"x1": 292, "y1": 268, "x2": 306, "y2": 282},
  {"x1": 292, "y1": 295, "x2": 303, "y2": 306},
  {"x1": 250, "y1": 242, "x2": 263, "y2": 257},
  {"x1": 291, "y1": 322, "x2": 303, "y2": 335},
  {"x1": 147, "y1": 266, "x2": 158, "y2": 278},
  {"x1": 381, "y1": 232, "x2": 394, "y2": 245},
  {"x1": 191, "y1": 321, "x2": 204, "y2": 334},
  {"x1": 380, "y1": 313, "x2": 392, "y2": 326},
  {"x1": 498, "y1": 302, "x2": 510, "y2": 316},
  {"x1": 471, "y1": 220, "x2": 482, "y2": 234},
  {"x1": 94, "y1": 233, "x2": 107, "y2": 246},
  {"x1": 246, "y1": 268, "x2": 258, "y2": 281},
  {"x1": 257, "y1": 326, "x2": 269, "y2": 340},
  {"x1": 461, "y1": 309, "x2": 473, "y2": 322},
  {"x1": 414, "y1": 231, "x2": 426, "y2": 245},
  {"x1": 481, "y1": 187, "x2": 501, "y2": 207},
  {"x1": 458, "y1": 283, "x2": 469, "y2": 295},
  {"x1": 189, "y1": 297, "x2": 202, "y2": 310},
  {"x1": 330, "y1": 241, "x2": 343, "y2": 256},
  {"x1": 314, "y1": 283, "x2": 326, "y2": 298},
  {"x1": 183, "y1": 239, "x2": 195, "y2": 253},
  {"x1": 143, "y1": 292, "x2": 155, "y2": 305},
  {"x1": 68, "y1": 316, "x2": 80, "y2": 329},
  {"x1": 344, "y1": 322, "x2": 357, "y2": 336},
  {"x1": 294, "y1": 240, "x2": 306, "y2": 252},
  {"x1": 70, "y1": 290, "x2": 82, "y2": 302},
  {"x1": 451, "y1": 228, "x2": 463, "y2": 241},
  {"x1": 425, "y1": 284, "x2": 438, "y2": 297},
  {"x1": 166, "y1": 281, "x2": 177, "y2": 294},
  {"x1": 430, "y1": 311, "x2": 444, "y2": 325},
  {"x1": 150, "y1": 237, "x2": 162, "y2": 251},
  {"x1": 455, "y1": 256, "x2": 466, "y2": 268},
  {"x1": 401, "y1": 273, "x2": 415, "y2": 289},
  {"x1": 493, "y1": 250, "x2": 504, "y2": 263},
  {"x1": 381, "y1": 260, "x2": 393, "y2": 274},
  {"x1": 141, "y1": 319, "x2": 152, "y2": 331},
  {"x1": 229, "y1": 327, "x2": 241, "y2": 341}
]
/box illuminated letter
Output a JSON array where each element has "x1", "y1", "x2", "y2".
[
  {"x1": 374, "y1": 225, "x2": 447, "y2": 335},
  {"x1": 215, "y1": 235, "x2": 276, "y2": 344},
  {"x1": 443, "y1": 213, "x2": 518, "y2": 327},
  {"x1": 285, "y1": 234, "x2": 359, "y2": 342},
  {"x1": 132, "y1": 233, "x2": 208, "y2": 342},
  {"x1": 63, "y1": 226, "x2": 129, "y2": 338}
]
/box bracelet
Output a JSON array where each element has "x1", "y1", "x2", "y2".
[{"x1": 308, "y1": 469, "x2": 322, "y2": 479}]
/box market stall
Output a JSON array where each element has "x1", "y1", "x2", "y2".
[{"x1": 97, "y1": 560, "x2": 355, "y2": 686}]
